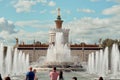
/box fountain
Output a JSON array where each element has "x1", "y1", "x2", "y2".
[
  {"x1": 44, "y1": 32, "x2": 73, "y2": 67},
  {"x1": 87, "y1": 43, "x2": 120, "y2": 79},
  {"x1": 0, "y1": 42, "x2": 29, "y2": 78},
  {"x1": 0, "y1": 43, "x2": 4, "y2": 75}
]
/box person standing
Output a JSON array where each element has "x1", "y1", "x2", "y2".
[
  {"x1": 58, "y1": 70, "x2": 64, "y2": 80},
  {"x1": 26, "y1": 67, "x2": 35, "y2": 80},
  {"x1": 33, "y1": 69, "x2": 38, "y2": 80},
  {"x1": 49, "y1": 67, "x2": 59, "y2": 80}
]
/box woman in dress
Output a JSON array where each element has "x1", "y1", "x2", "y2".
[{"x1": 58, "y1": 70, "x2": 64, "y2": 80}]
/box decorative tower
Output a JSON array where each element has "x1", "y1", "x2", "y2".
[
  {"x1": 49, "y1": 8, "x2": 69, "y2": 44},
  {"x1": 55, "y1": 8, "x2": 63, "y2": 29}
]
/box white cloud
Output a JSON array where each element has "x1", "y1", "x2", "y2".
[
  {"x1": 0, "y1": 29, "x2": 48, "y2": 45},
  {"x1": 63, "y1": 16, "x2": 120, "y2": 43},
  {"x1": 14, "y1": 0, "x2": 36, "y2": 13},
  {"x1": 14, "y1": 30, "x2": 48, "y2": 44},
  {"x1": 13, "y1": 0, "x2": 56, "y2": 13},
  {"x1": 48, "y1": 1, "x2": 56, "y2": 7},
  {"x1": 77, "y1": 8, "x2": 95, "y2": 13},
  {"x1": 0, "y1": 17, "x2": 16, "y2": 33},
  {"x1": 15, "y1": 20, "x2": 40, "y2": 27},
  {"x1": 13, "y1": 22, "x2": 49, "y2": 44},
  {"x1": 0, "y1": 18, "x2": 18, "y2": 45},
  {"x1": 15, "y1": 20, "x2": 53, "y2": 28},
  {"x1": 102, "y1": 5, "x2": 120, "y2": 15},
  {"x1": 0, "y1": 19, "x2": 50, "y2": 45}
]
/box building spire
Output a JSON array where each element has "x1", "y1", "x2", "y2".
[
  {"x1": 57, "y1": 8, "x2": 61, "y2": 20},
  {"x1": 58, "y1": 8, "x2": 60, "y2": 16}
]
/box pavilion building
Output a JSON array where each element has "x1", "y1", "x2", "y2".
[{"x1": 14, "y1": 8, "x2": 102, "y2": 63}]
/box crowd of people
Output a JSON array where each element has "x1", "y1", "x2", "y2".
[
  {"x1": 0, "y1": 66, "x2": 104, "y2": 80},
  {"x1": 26, "y1": 66, "x2": 78, "y2": 80}
]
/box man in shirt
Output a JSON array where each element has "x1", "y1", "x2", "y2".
[
  {"x1": 49, "y1": 67, "x2": 59, "y2": 80},
  {"x1": 26, "y1": 67, "x2": 35, "y2": 80}
]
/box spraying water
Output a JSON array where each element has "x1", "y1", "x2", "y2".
[
  {"x1": 5, "y1": 46, "x2": 12, "y2": 75},
  {"x1": 0, "y1": 43, "x2": 4, "y2": 75},
  {"x1": 0, "y1": 42, "x2": 30, "y2": 77},
  {"x1": 87, "y1": 43, "x2": 120, "y2": 78},
  {"x1": 46, "y1": 32, "x2": 72, "y2": 66}
]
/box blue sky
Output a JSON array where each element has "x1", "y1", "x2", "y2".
[{"x1": 0, "y1": 0, "x2": 120, "y2": 45}]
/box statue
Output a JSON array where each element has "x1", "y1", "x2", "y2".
[
  {"x1": 15, "y1": 37, "x2": 18, "y2": 44},
  {"x1": 99, "y1": 38, "x2": 102, "y2": 44},
  {"x1": 99, "y1": 38, "x2": 102, "y2": 47},
  {"x1": 13, "y1": 37, "x2": 19, "y2": 49}
]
